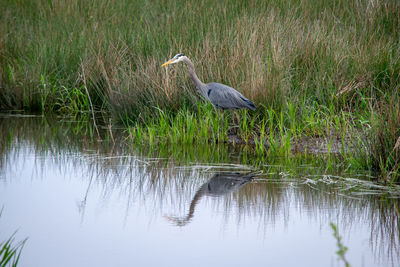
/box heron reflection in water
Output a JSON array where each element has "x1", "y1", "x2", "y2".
[{"x1": 165, "y1": 172, "x2": 255, "y2": 227}]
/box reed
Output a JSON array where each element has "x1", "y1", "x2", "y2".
[
  {"x1": 0, "y1": 234, "x2": 26, "y2": 267},
  {"x1": 1, "y1": 0, "x2": 398, "y2": 112},
  {"x1": 0, "y1": 0, "x2": 399, "y2": 180},
  {"x1": 0, "y1": 211, "x2": 26, "y2": 267}
]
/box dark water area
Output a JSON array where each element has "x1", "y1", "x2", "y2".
[{"x1": 0, "y1": 115, "x2": 399, "y2": 267}]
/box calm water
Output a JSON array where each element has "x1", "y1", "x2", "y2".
[{"x1": 0, "y1": 115, "x2": 399, "y2": 267}]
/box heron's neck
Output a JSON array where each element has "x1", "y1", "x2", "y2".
[
  {"x1": 166, "y1": 184, "x2": 206, "y2": 227},
  {"x1": 185, "y1": 185, "x2": 207, "y2": 223},
  {"x1": 183, "y1": 57, "x2": 207, "y2": 97}
]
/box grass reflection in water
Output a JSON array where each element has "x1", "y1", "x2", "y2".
[{"x1": 0, "y1": 115, "x2": 399, "y2": 265}]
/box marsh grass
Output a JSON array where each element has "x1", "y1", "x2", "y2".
[
  {"x1": 128, "y1": 103, "x2": 229, "y2": 145},
  {"x1": 0, "y1": 0, "x2": 399, "y2": 179},
  {"x1": 1, "y1": 0, "x2": 398, "y2": 112},
  {"x1": 356, "y1": 92, "x2": 400, "y2": 181},
  {"x1": 0, "y1": 234, "x2": 26, "y2": 267},
  {"x1": 128, "y1": 101, "x2": 357, "y2": 158},
  {"x1": 0, "y1": 211, "x2": 26, "y2": 267}
]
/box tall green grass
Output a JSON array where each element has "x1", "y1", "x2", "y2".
[
  {"x1": 0, "y1": 0, "x2": 399, "y2": 180},
  {"x1": 0, "y1": 211, "x2": 26, "y2": 267},
  {"x1": 0, "y1": 235, "x2": 26, "y2": 267}
]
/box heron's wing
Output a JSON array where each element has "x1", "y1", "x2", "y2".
[
  {"x1": 206, "y1": 172, "x2": 255, "y2": 195},
  {"x1": 206, "y1": 83, "x2": 256, "y2": 110}
]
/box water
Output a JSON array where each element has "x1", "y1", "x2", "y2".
[{"x1": 0, "y1": 115, "x2": 399, "y2": 267}]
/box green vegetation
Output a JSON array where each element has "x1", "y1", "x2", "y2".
[
  {"x1": 0, "y1": 235, "x2": 25, "y2": 267},
  {"x1": 330, "y1": 222, "x2": 351, "y2": 267},
  {"x1": 0, "y1": 0, "x2": 399, "y2": 180},
  {"x1": 0, "y1": 211, "x2": 26, "y2": 267}
]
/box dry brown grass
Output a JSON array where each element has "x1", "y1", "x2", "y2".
[{"x1": 1, "y1": 0, "x2": 399, "y2": 115}]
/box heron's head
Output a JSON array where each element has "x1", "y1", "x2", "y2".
[{"x1": 161, "y1": 53, "x2": 185, "y2": 67}]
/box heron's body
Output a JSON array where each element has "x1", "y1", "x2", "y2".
[
  {"x1": 206, "y1": 82, "x2": 256, "y2": 110},
  {"x1": 165, "y1": 172, "x2": 255, "y2": 226},
  {"x1": 161, "y1": 54, "x2": 256, "y2": 111}
]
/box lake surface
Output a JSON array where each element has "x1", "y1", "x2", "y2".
[{"x1": 0, "y1": 115, "x2": 399, "y2": 267}]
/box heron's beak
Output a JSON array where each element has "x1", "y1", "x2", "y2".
[{"x1": 161, "y1": 59, "x2": 175, "y2": 67}]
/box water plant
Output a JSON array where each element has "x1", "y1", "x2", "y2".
[
  {"x1": 0, "y1": 211, "x2": 26, "y2": 267},
  {"x1": 330, "y1": 222, "x2": 351, "y2": 267},
  {"x1": 0, "y1": 235, "x2": 26, "y2": 267}
]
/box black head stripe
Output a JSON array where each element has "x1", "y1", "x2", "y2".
[{"x1": 177, "y1": 53, "x2": 184, "y2": 57}]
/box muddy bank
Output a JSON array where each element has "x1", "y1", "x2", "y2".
[{"x1": 224, "y1": 133, "x2": 352, "y2": 154}]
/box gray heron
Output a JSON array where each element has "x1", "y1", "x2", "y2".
[{"x1": 161, "y1": 53, "x2": 256, "y2": 111}]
